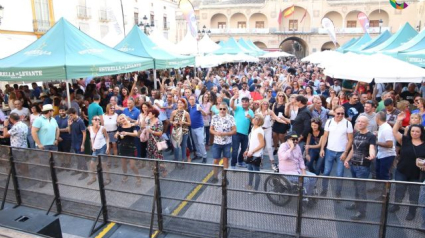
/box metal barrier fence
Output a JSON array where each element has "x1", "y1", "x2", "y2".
[{"x1": 0, "y1": 145, "x2": 424, "y2": 238}]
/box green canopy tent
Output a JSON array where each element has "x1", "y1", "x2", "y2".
[
  {"x1": 238, "y1": 38, "x2": 265, "y2": 56},
  {"x1": 342, "y1": 34, "x2": 372, "y2": 53},
  {"x1": 213, "y1": 37, "x2": 250, "y2": 55},
  {"x1": 115, "y1": 25, "x2": 195, "y2": 69},
  {"x1": 246, "y1": 40, "x2": 266, "y2": 53},
  {"x1": 394, "y1": 49, "x2": 425, "y2": 67},
  {"x1": 351, "y1": 30, "x2": 392, "y2": 53},
  {"x1": 359, "y1": 23, "x2": 418, "y2": 55},
  {"x1": 384, "y1": 29, "x2": 425, "y2": 58},
  {"x1": 0, "y1": 18, "x2": 154, "y2": 106},
  {"x1": 336, "y1": 38, "x2": 358, "y2": 52}
]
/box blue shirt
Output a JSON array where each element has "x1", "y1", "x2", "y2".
[
  {"x1": 163, "y1": 101, "x2": 176, "y2": 119},
  {"x1": 70, "y1": 117, "x2": 86, "y2": 148},
  {"x1": 188, "y1": 104, "x2": 204, "y2": 129},
  {"x1": 54, "y1": 115, "x2": 71, "y2": 141},
  {"x1": 205, "y1": 81, "x2": 215, "y2": 91},
  {"x1": 32, "y1": 115, "x2": 58, "y2": 146},
  {"x1": 123, "y1": 107, "x2": 140, "y2": 121},
  {"x1": 31, "y1": 87, "x2": 41, "y2": 99},
  {"x1": 234, "y1": 106, "x2": 254, "y2": 135}
]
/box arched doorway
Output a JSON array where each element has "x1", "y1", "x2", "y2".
[
  {"x1": 279, "y1": 37, "x2": 307, "y2": 58},
  {"x1": 321, "y1": 41, "x2": 340, "y2": 51},
  {"x1": 254, "y1": 41, "x2": 267, "y2": 49},
  {"x1": 323, "y1": 11, "x2": 343, "y2": 28},
  {"x1": 368, "y1": 10, "x2": 390, "y2": 28},
  {"x1": 210, "y1": 13, "x2": 228, "y2": 29}
]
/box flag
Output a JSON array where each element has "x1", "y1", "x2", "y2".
[
  {"x1": 357, "y1": 12, "x2": 370, "y2": 34},
  {"x1": 283, "y1": 5, "x2": 295, "y2": 18},
  {"x1": 321, "y1": 17, "x2": 337, "y2": 46},
  {"x1": 278, "y1": 9, "x2": 283, "y2": 25},
  {"x1": 179, "y1": 0, "x2": 198, "y2": 38},
  {"x1": 300, "y1": 10, "x2": 307, "y2": 23}
]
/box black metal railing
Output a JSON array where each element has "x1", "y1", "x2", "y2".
[{"x1": 0, "y1": 145, "x2": 424, "y2": 238}]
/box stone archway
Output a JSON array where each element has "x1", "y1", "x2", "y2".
[
  {"x1": 321, "y1": 41, "x2": 340, "y2": 51},
  {"x1": 210, "y1": 13, "x2": 228, "y2": 29},
  {"x1": 254, "y1": 41, "x2": 267, "y2": 49},
  {"x1": 279, "y1": 37, "x2": 308, "y2": 58}
]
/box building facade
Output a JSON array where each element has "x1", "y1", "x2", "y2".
[
  {"x1": 196, "y1": 0, "x2": 425, "y2": 57},
  {"x1": 0, "y1": 0, "x2": 179, "y2": 55}
]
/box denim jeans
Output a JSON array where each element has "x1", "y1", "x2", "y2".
[
  {"x1": 173, "y1": 134, "x2": 189, "y2": 162},
  {"x1": 307, "y1": 148, "x2": 324, "y2": 175},
  {"x1": 322, "y1": 149, "x2": 345, "y2": 194},
  {"x1": 350, "y1": 165, "x2": 370, "y2": 214},
  {"x1": 73, "y1": 144, "x2": 88, "y2": 170},
  {"x1": 204, "y1": 126, "x2": 210, "y2": 145},
  {"x1": 92, "y1": 144, "x2": 107, "y2": 156},
  {"x1": 231, "y1": 133, "x2": 248, "y2": 167},
  {"x1": 285, "y1": 172, "x2": 317, "y2": 196},
  {"x1": 298, "y1": 141, "x2": 306, "y2": 157},
  {"x1": 376, "y1": 156, "x2": 395, "y2": 180},
  {"x1": 247, "y1": 163, "x2": 260, "y2": 190},
  {"x1": 191, "y1": 127, "x2": 207, "y2": 158},
  {"x1": 394, "y1": 169, "x2": 420, "y2": 205}
]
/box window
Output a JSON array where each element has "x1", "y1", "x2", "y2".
[
  {"x1": 100, "y1": 25, "x2": 109, "y2": 38},
  {"x1": 218, "y1": 22, "x2": 226, "y2": 29},
  {"x1": 289, "y1": 20, "x2": 298, "y2": 31},
  {"x1": 347, "y1": 20, "x2": 356, "y2": 28},
  {"x1": 79, "y1": 22, "x2": 90, "y2": 34},
  {"x1": 134, "y1": 12, "x2": 139, "y2": 25},
  {"x1": 150, "y1": 14, "x2": 155, "y2": 26},
  {"x1": 369, "y1": 20, "x2": 379, "y2": 27},
  {"x1": 34, "y1": 0, "x2": 50, "y2": 32},
  {"x1": 237, "y1": 21, "x2": 246, "y2": 28},
  {"x1": 163, "y1": 16, "x2": 168, "y2": 29},
  {"x1": 255, "y1": 21, "x2": 264, "y2": 28}
]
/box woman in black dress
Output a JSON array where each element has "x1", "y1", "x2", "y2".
[
  {"x1": 271, "y1": 92, "x2": 290, "y2": 154},
  {"x1": 389, "y1": 112, "x2": 425, "y2": 221},
  {"x1": 115, "y1": 114, "x2": 141, "y2": 187}
]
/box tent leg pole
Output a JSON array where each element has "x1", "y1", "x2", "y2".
[
  {"x1": 65, "y1": 79, "x2": 71, "y2": 108},
  {"x1": 154, "y1": 68, "x2": 157, "y2": 90}
]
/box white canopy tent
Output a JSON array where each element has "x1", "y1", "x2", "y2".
[
  {"x1": 259, "y1": 51, "x2": 294, "y2": 58},
  {"x1": 198, "y1": 34, "x2": 221, "y2": 55},
  {"x1": 301, "y1": 50, "x2": 343, "y2": 64},
  {"x1": 324, "y1": 53, "x2": 425, "y2": 83},
  {"x1": 196, "y1": 54, "x2": 223, "y2": 67},
  {"x1": 175, "y1": 30, "x2": 198, "y2": 55},
  {"x1": 148, "y1": 28, "x2": 179, "y2": 55}
]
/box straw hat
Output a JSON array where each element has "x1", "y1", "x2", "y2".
[{"x1": 41, "y1": 104, "x2": 53, "y2": 112}]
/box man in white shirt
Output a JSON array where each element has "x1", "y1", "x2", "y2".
[
  {"x1": 320, "y1": 105, "x2": 354, "y2": 198},
  {"x1": 11, "y1": 100, "x2": 30, "y2": 126},
  {"x1": 375, "y1": 111, "x2": 396, "y2": 182}
]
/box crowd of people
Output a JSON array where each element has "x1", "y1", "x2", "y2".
[{"x1": 0, "y1": 58, "x2": 424, "y2": 226}]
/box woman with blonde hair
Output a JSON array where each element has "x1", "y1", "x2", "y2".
[
  {"x1": 256, "y1": 99, "x2": 282, "y2": 171},
  {"x1": 271, "y1": 92, "x2": 291, "y2": 157},
  {"x1": 404, "y1": 114, "x2": 424, "y2": 136},
  {"x1": 244, "y1": 114, "x2": 265, "y2": 192}
]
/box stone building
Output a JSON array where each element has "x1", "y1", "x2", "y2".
[{"x1": 190, "y1": 0, "x2": 425, "y2": 57}]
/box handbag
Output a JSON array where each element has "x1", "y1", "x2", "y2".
[
  {"x1": 244, "y1": 156, "x2": 262, "y2": 166},
  {"x1": 139, "y1": 128, "x2": 149, "y2": 142},
  {"x1": 153, "y1": 135, "x2": 168, "y2": 151}
]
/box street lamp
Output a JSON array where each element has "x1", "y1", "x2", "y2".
[
  {"x1": 0, "y1": 5, "x2": 4, "y2": 25},
  {"x1": 138, "y1": 15, "x2": 153, "y2": 35},
  {"x1": 379, "y1": 19, "x2": 383, "y2": 34},
  {"x1": 198, "y1": 25, "x2": 211, "y2": 38}
]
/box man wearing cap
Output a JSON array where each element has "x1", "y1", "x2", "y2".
[
  {"x1": 32, "y1": 104, "x2": 60, "y2": 151},
  {"x1": 278, "y1": 131, "x2": 317, "y2": 208},
  {"x1": 40, "y1": 92, "x2": 53, "y2": 105}
]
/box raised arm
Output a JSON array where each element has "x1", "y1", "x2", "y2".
[{"x1": 393, "y1": 112, "x2": 405, "y2": 145}]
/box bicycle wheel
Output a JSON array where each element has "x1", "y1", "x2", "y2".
[{"x1": 264, "y1": 175, "x2": 293, "y2": 206}]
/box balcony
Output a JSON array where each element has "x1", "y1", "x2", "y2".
[
  {"x1": 317, "y1": 27, "x2": 391, "y2": 34},
  {"x1": 99, "y1": 9, "x2": 110, "y2": 22},
  {"x1": 33, "y1": 19, "x2": 51, "y2": 33},
  {"x1": 77, "y1": 5, "x2": 91, "y2": 19},
  {"x1": 210, "y1": 28, "x2": 271, "y2": 34}
]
